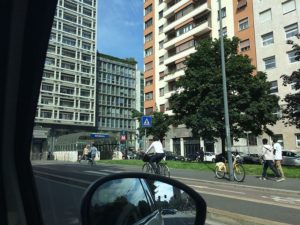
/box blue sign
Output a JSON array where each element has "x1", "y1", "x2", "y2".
[
  {"x1": 141, "y1": 116, "x2": 152, "y2": 128},
  {"x1": 90, "y1": 133, "x2": 109, "y2": 138}
]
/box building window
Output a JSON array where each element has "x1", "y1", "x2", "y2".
[
  {"x1": 159, "y1": 41, "x2": 164, "y2": 49},
  {"x1": 41, "y1": 83, "x2": 53, "y2": 92},
  {"x1": 176, "y1": 61, "x2": 186, "y2": 70},
  {"x1": 145, "y1": 61, "x2": 153, "y2": 71},
  {"x1": 176, "y1": 40, "x2": 194, "y2": 53},
  {"x1": 263, "y1": 56, "x2": 276, "y2": 69},
  {"x1": 59, "y1": 112, "x2": 73, "y2": 120},
  {"x1": 159, "y1": 88, "x2": 164, "y2": 97},
  {"x1": 61, "y1": 61, "x2": 75, "y2": 70},
  {"x1": 159, "y1": 71, "x2": 165, "y2": 80},
  {"x1": 83, "y1": 7, "x2": 92, "y2": 17},
  {"x1": 80, "y1": 113, "x2": 89, "y2": 121},
  {"x1": 239, "y1": 18, "x2": 249, "y2": 31},
  {"x1": 63, "y1": 12, "x2": 77, "y2": 23},
  {"x1": 240, "y1": 39, "x2": 250, "y2": 52},
  {"x1": 145, "y1": 32, "x2": 153, "y2": 42},
  {"x1": 284, "y1": 23, "x2": 298, "y2": 39},
  {"x1": 159, "y1": 10, "x2": 163, "y2": 19},
  {"x1": 217, "y1": 7, "x2": 226, "y2": 20},
  {"x1": 159, "y1": 25, "x2": 163, "y2": 34},
  {"x1": 145, "y1": 77, "x2": 153, "y2": 86},
  {"x1": 40, "y1": 110, "x2": 52, "y2": 118},
  {"x1": 60, "y1": 86, "x2": 74, "y2": 95},
  {"x1": 160, "y1": 104, "x2": 165, "y2": 113},
  {"x1": 62, "y1": 36, "x2": 76, "y2": 46},
  {"x1": 287, "y1": 50, "x2": 299, "y2": 63},
  {"x1": 270, "y1": 80, "x2": 278, "y2": 93},
  {"x1": 145, "y1": 107, "x2": 153, "y2": 115},
  {"x1": 80, "y1": 101, "x2": 90, "y2": 109},
  {"x1": 62, "y1": 48, "x2": 76, "y2": 58},
  {"x1": 237, "y1": 0, "x2": 247, "y2": 10},
  {"x1": 145, "y1": 92, "x2": 153, "y2": 100},
  {"x1": 63, "y1": 24, "x2": 76, "y2": 34},
  {"x1": 218, "y1": 27, "x2": 227, "y2": 37},
  {"x1": 145, "y1": 18, "x2": 153, "y2": 29},
  {"x1": 80, "y1": 89, "x2": 90, "y2": 97},
  {"x1": 145, "y1": 4, "x2": 152, "y2": 15},
  {"x1": 61, "y1": 73, "x2": 75, "y2": 82},
  {"x1": 64, "y1": 1, "x2": 77, "y2": 11},
  {"x1": 45, "y1": 57, "x2": 55, "y2": 66},
  {"x1": 159, "y1": 0, "x2": 163, "y2": 4},
  {"x1": 60, "y1": 99, "x2": 74, "y2": 107},
  {"x1": 81, "y1": 77, "x2": 90, "y2": 85},
  {"x1": 259, "y1": 9, "x2": 272, "y2": 23},
  {"x1": 261, "y1": 32, "x2": 274, "y2": 46},
  {"x1": 176, "y1": 23, "x2": 193, "y2": 37},
  {"x1": 175, "y1": 4, "x2": 193, "y2": 20},
  {"x1": 296, "y1": 134, "x2": 300, "y2": 147},
  {"x1": 282, "y1": 0, "x2": 296, "y2": 14},
  {"x1": 159, "y1": 56, "x2": 164, "y2": 65},
  {"x1": 82, "y1": 42, "x2": 91, "y2": 50},
  {"x1": 145, "y1": 47, "x2": 153, "y2": 57},
  {"x1": 41, "y1": 97, "x2": 53, "y2": 105}
]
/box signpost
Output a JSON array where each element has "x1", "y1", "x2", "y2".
[
  {"x1": 90, "y1": 133, "x2": 109, "y2": 138},
  {"x1": 141, "y1": 116, "x2": 152, "y2": 149}
]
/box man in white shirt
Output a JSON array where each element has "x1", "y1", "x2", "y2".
[
  {"x1": 145, "y1": 137, "x2": 165, "y2": 174},
  {"x1": 260, "y1": 138, "x2": 284, "y2": 182},
  {"x1": 273, "y1": 137, "x2": 285, "y2": 180}
]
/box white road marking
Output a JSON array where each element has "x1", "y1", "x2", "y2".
[
  {"x1": 262, "y1": 195, "x2": 300, "y2": 205},
  {"x1": 190, "y1": 185, "x2": 246, "y2": 195},
  {"x1": 84, "y1": 170, "x2": 110, "y2": 175}
]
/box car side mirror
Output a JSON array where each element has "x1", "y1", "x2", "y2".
[{"x1": 81, "y1": 172, "x2": 206, "y2": 225}]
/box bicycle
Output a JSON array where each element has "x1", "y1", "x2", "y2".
[
  {"x1": 142, "y1": 153, "x2": 170, "y2": 177},
  {"x1": 215, "y1": 153, "x2": 245, "y2": 182}
]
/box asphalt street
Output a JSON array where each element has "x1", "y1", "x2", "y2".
[{"x1": 32, "y1": 161, "x2": 300, "y2": 225}]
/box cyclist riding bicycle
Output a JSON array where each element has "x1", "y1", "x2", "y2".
[{"x1": 144, "y1": 137, "x2": 165, "y2": 174}]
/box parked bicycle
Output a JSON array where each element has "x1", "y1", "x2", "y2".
[
  {"x1": 142, "y1": 153, "x2": 170, "y2": 177},
  {"x1": 215, "y1": 153, "x2": 245, "y2": 182}
]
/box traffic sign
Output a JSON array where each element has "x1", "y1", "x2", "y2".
[
  {"x1": 90, "y1": 133, "x2": 109, "y2": 138},
  {"x1": 141, "y1": 116, "x2": 152, "y2": 128}
]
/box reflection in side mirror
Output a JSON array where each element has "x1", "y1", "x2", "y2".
[{"x1": 81, "y1": 173, "x2": 206, "y2": 225}]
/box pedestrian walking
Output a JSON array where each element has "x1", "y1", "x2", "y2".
[
  {"x1": 273, "y1": 137, "x2": 285, "y2": 180},
  {"x1": 259, "y1": 138, "x2": 284, "y2": 182},
  {"x1": 90, "y1": 143, "x2": 97, "y2": 163}
]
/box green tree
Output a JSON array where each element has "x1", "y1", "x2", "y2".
[
  {"x1": 281, "y1": 35, "x2": 300, "y2": 128},
  {"x1": 131, "y1": 109, "x2": 172, "y2": 142},
  {"x1": 169, "y1": 37, "x2": 279, "y2": 154}
]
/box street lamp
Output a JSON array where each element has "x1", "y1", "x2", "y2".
[{"x1": 218, "y1": 0, "x2": 234, "y2": 180}]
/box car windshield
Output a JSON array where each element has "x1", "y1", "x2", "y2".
[{"x1": 30, "y1": 1, "x2": 300, "y2": 225}]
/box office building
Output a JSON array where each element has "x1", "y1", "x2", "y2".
[
  {"x1": 97, "y1": 53, "x2": 140, "y2": 149},
  {"x1": 32, "y1": 0, "x2": 97, "y2": 157}
]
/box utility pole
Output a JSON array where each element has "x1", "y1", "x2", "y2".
[{"x1": 218, "y1": 0, "x2": 234, "y2": 180}]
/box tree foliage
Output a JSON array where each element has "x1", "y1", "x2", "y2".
[
  {"x1": 281, "y1": 36, "x2": 300, "y2": 128},
  {"x1": 131, "y1": 109, "x2": 172, "y2": 142},
  {"x1": 169, "y1": 37, "x2": 279, "y2": 153}
]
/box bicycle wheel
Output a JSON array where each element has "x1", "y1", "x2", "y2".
[
  {"x1": 233, "y1": 163, "x2": 245, "y2": 182},
  {"x1": 215, "y1": 165, "x2": 225, "y2": 179},
  {"x1": 142, "y1": 163, "x2": 154, "y2": 174},
  {"x1": 159, "y1": 163, "x2": 170, "y2": 177}
]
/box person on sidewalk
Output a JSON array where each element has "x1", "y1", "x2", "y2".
[
  {"x1": 260, "y1": 138, "x2": 284, "y2": 182},
  {"x1": 273, "y1": 137, "x2": 285, "y2": 180},
  {"x1": 145, "y1": 137, "x2": 165, "y2": 174},
  {"x1": 90, "y1": 143, "x2": 98, "y2": 163}
]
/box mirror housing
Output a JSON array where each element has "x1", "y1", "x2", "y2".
[{"x1": 81, "y1": 172, "x2": 206, "y2": 225}]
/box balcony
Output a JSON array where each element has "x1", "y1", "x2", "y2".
[
  {"x1": 164, "y1": 19, "x2": 211, "y2": 50},
  {"x1": 163, "y1": 69, "x2": 185, "y2": 82},
  {"x1": 164, "y1": 0, "x2": 190, "y2": 18},
  {"x1": 164, "y1": 2, "x2": 210, "y2": 33},
  {"x1": 164, "y1": 47, "x2": 195, "y2": 65}
]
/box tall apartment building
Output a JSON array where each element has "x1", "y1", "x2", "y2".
[
  {"x1": 253, "y1": 0, "x2": 300, "y2": 149},
  {"x1": 32, "y1": 0, "x2": 97, "y2": 156},
  {"x1": 143, "y1": 0, "x2": 300, "y2": 156},
  {"x1": 97, "y1": 53, "x2": 140, "y2": 149}
]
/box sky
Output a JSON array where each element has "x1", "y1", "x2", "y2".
[{"x1": 97, "y1": 0, "x2": 144, "y2": 70}]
